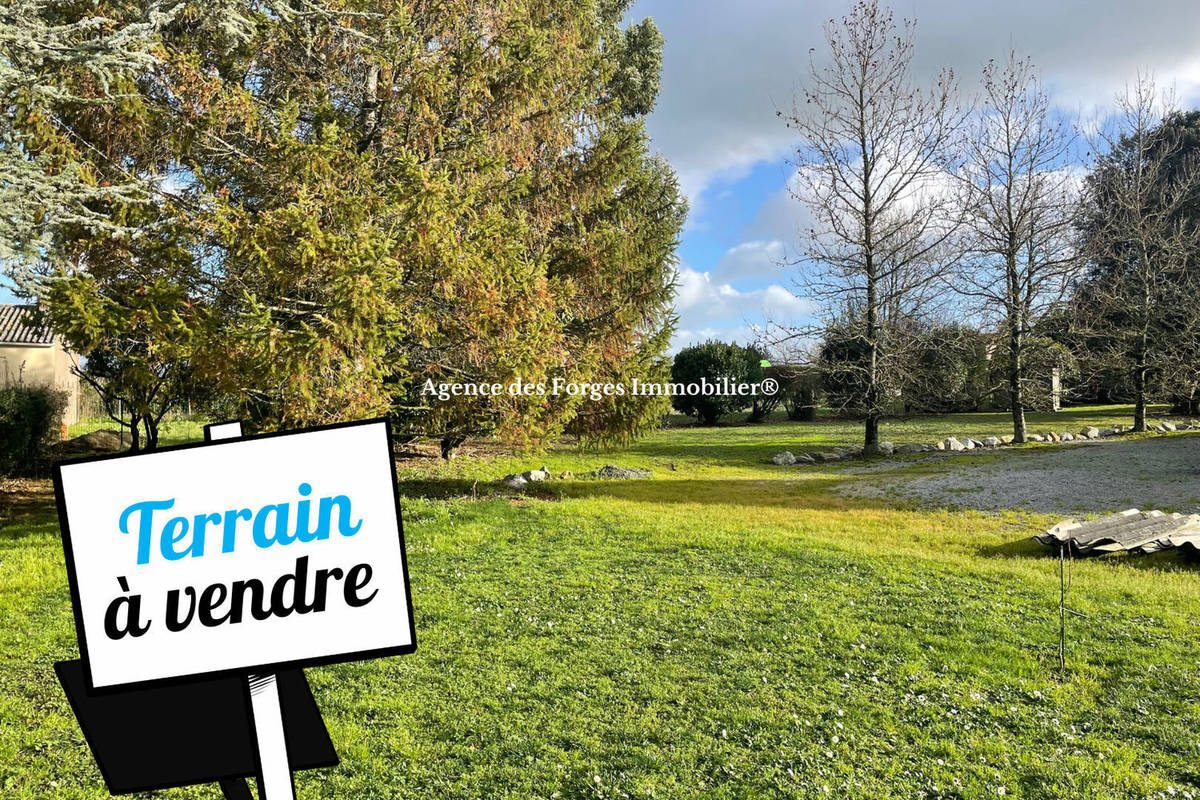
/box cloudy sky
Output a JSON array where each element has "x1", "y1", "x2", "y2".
[{"x1": 633, "y1": 0, "x2": 1200, "y2": 351}]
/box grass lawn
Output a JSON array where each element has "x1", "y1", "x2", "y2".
[
  {"x1": 67, "y1": 418, "x2": 208, "y2": 448},
  {"x1": 4, "y1": 405, "x2": 1200, "y2": 799}
]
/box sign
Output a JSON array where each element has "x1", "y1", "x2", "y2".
[{"x1": 54, "y1": 418, "x2": 415, "y2": 691}]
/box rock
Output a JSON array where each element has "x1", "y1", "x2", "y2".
[
  {"x1": 1060, "y1": 432, "x2": 1074, "y2": 442},
  {"x1": 942, "y1": 436, "x2": 965, "y2": 452},
  {"x1": 1028, "y1": 434, "x2": 1045, "y2": 443},
  {"x1": 523, "y1": 465, "x2": 550, "y2": 482},
  {"x1": 1100, "y1": 427, "x2": 1119, "y2": 437},
  {"x1": 1163, "y1": 421, "x2": 1177, "y2": 432},
  {"x1": 999, "y1": 434, "x2": 1014, "y2": 444},
  {"x1": 960, "y1": 437, "x2": 975, "y2": 449},
  {"x1": 865, "y1": 441, "x2": 894, "y2": 456},
  {"x1": 814, "y1": 452, "x2": 843, "y2": 463},
  {"x1": 970, "y1": 439, "x2": 985, "y2": 449},
  {"x1": 1045, "y1": 431, "x2": 1060, "y2": 443},
  {"x1": 980, "y1": 436, "x2": 1001, "y2": 447},
  {"x1": 833, "y1": 446, "x2": 861, "y2": 457},
  {"x1": 895, "y1": 443, "x2": 927, "y2": 454},
  {"x1": 772, "y1": 451, "x2": 797, "y2": 465},
  {"x1": 934, "y1": 440, "x2": 946, "y2": 450},
  {"x1": 1081, "y1": 426, "x2": 1100, "y2": 439},
  {"x1": 592, "y1": 465, "x2": 651, "y2": 479},
  {"x1": 795, "y1": 453, "x2": 816, "y2": 464},
  {"x1": 558, "y1": 471, "x2": 574, "y2": 480},
  {"x1": 50, "y1": 428, "x2": 130, "y2": 459},
  {"x1": 501, "y1": 474, "x2": 527, "y2": 489}
]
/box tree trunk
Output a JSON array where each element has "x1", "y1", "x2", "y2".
[
  {"x1": 357, "y1": 65, "x2": 380, "y2": 153},
  {"x1": 1006, "y1": 243, "x2": 1027, "y2": 443},
  {"x1": 1133, "y1": 319, "x2": 1149, "y2": 432},
  {"x1": 863, "y1": 257, "x2": 879, "y2": 448},
  {"x1": 144, "y1": 417, "x2": 160, "y2": 451},
  {"x1": 864, "y1": 413, "x2": 880, "y2": 448},
  {"x1": 1008, "y1": 318, "x2": 1026, "y2": 443},
  {"x1": 861, "y1": 103, "x2": 878, "y2": 450},
  {"x1": 128, "y1": 413, "x2": 142, "y2": 453},
  {"x1": 1133, "y1": 359, "x2": 1147, "y2": 432}
]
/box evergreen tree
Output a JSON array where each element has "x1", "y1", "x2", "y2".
[
  {"x1": 0, "y1": 0, "x2": 164, "y2": 264},
  {"x1": 13, "y1": 0, "x2": 685, "y2": 451}
]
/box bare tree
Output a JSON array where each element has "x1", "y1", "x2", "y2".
[
  {"x1": 779, "y1": 0, "x2": 963, "y2": 449},
  {"x1": 954, "y1": 53, "x2": 1079, "y2": 443},
  {"x1": 1078, "y1": 77, "x2": 1200, "y2": 432}
]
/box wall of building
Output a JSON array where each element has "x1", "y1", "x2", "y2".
[{"x1": 0, "y1": 342, "x2": 81, "y2": 426}]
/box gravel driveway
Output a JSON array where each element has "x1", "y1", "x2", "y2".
[{"x1": 837, "y1": 435, "x2": 1200, "y2": 514}]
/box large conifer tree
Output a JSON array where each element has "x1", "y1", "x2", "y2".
[{"x1": 12, "y1": 0, "x2": 685, "y2": 449}]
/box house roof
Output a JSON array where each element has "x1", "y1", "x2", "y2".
[{"x1": 0, "y1": 304, "x2": 54, "y2": 346}]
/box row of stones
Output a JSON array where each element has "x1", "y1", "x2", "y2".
[{"x1": 770, "y1": 420, "x2": 1200, "y2": 465}]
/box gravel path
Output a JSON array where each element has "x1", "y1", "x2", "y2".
[{"x1": 837, "y1": 435, "x2": 1200, "y2": 514}]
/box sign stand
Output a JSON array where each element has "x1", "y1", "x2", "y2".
[
  {"x1": 247, "y1": 672, "x2": 295, "y2": 799},
  {"x1": 53, "y1": 660, "x2": 337, "y2": 798},
  {"x1": 205, "y1": 421, "x2": 295, "y2": 800},
  {"x1": 53, "y1": 415, "x2": 414, "y2": 800}
]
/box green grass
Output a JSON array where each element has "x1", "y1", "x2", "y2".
[
  {"x1": 67, "y1": 418, "x2": 208, "y2": 449},
  {"x1": 4, "y1": 405, "x2": 1200, "y2": 799}
]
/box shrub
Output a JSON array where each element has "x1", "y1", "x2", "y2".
[
  {"x1": 990, "y1": 336, "x2": 1079, "y2": 412},
  {"x1": 0, "y1": 384, "x2": 67, "y2": 476},
  {"x1": 671, "y1": 341, "x2": 764, "y2": 425},
  {"x1": 817, "y1": 324, "x2": 875, "y2": 416},
  {"x1": 901, "y1": 324, "x2": 992, "y2": 413},
  {"x1": 778, "y1": 366, "x2": 821, "y2": 420}
]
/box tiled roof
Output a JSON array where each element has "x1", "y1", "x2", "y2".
[{"x1": 0, "y1": 304, "x2": 54, "y2": 346}]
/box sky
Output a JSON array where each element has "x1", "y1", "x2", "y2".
[{"x1": 631, "y1": 0, "x2": 1200, "y2": 351}]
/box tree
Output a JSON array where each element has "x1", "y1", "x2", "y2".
[
  {"x1": 5, "y1": 0, "x2": 210, "y2": 450},
  {"x1": 1076, "y1": 78, "x2": 1200, "y2": 431},
  {"x1": 670, "y1": 341, "x2": 763, "y2": 425},
  {"x1": 14, "y1": 0, "x2": 684, "y2": 453},
  {"x1": 0, "y1": 0, "x2": 163, "y2": 265},
  {"x1": 954, "y1": 53, "x2": 1079, "y2": 442},
  {"x1": 780, "y1": 368, "x2": 821, "y2": 421},
  {"x1": 744, "y1": 345, "x2": 779, "y2": 422},
  {"x1": 195, "y1": 0, "x2": 682, "y2": 453},
  {"x1": 39, "y1": 265, "x2": 200, "y2": 452},
  {"x1": 780, "y1": 0, "x2": 963, "y2": 448}
]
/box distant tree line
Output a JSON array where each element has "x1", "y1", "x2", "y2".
[{"x1": 668, "y1": 326, "x2": 1073, "y2": 427}]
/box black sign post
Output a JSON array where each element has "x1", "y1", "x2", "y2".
[{"x1": 54, "y1": 660, "x2": 336, "y2": 798}]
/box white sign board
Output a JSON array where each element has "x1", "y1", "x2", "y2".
[{"x1": 55, "y1": 419, "x2": 414, "y2": 690}]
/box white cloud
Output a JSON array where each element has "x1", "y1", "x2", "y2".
[
  {"x1": 670, "y1": 324, "x2": 760, "y2": 353},
  {"x1": 707, "y1": 239, "x2": 788, "y2": 286},
  {"x1": 631, "y1": 0, "x2": 1200, "y2": 210},
  {"x1": 638, "y1": 0, "x2": 1200, "y2": 353},
  {"x1": 671, "y1": 265, "x2": 814, "y2": 350}
]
